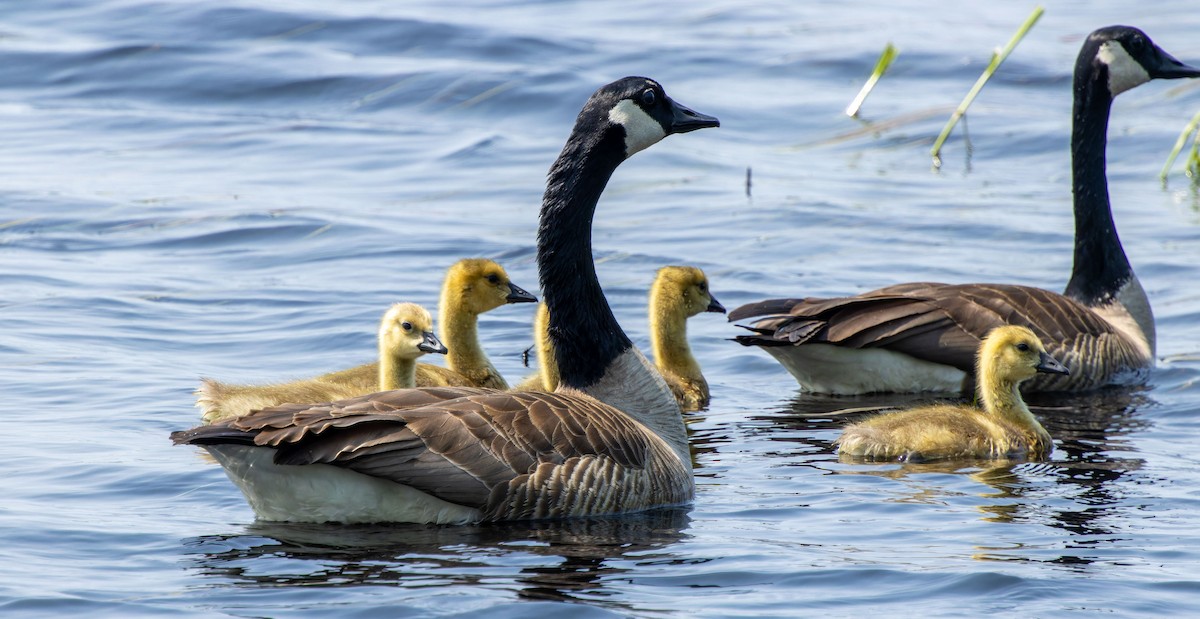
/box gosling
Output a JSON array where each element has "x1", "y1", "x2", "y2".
[
  {"x1": 374, "y1": 302, "x2": 449, "y2": 389},
  {"x1": 836, "y1": 325, "x2": 1069, "y2": 462},
  {"x1": 196, "y1": 259, "x2": 533, "y2": 422},
  {"x1": 197, "y1": 303, "x2": 445, "y2": 423},
  {"x1": 518, "y1": 265, "x2": 725, "y2": 411}
]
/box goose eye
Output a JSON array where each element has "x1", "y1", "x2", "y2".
[
  {"x1": 486, "y1": 274, "x2": 501, "y2": 284},
  {"x1": 699, "y1": 282, "x2": 707, "y2": 292},
  {"x1": 401, "y1": 321, "x2": 413, "y2": 331},
  {"x1": 641, "y1": 89, "x2": 656, "y2": 106},
  {"x1": 1016, "y1": 343, "x2": 1030, "y2": 352}
]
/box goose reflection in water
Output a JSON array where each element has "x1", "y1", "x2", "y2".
[
  {"x1": 755, "y1": 387, "x2": 1151, "y2": 548},
  {"x1": 183, "y1": 508, "x2": 690, "y2": 607}
]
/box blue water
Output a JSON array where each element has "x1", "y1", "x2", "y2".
[{"x1": 3, "y1": 1, "x2": 1200, "y2": 616}]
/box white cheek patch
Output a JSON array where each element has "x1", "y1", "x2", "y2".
[
  {"x1": 608, "y1": 99, "x2": 667, "y2": 157},
  {"x1": 1098, "y1": 41, "x2": 1151, "y2": 95}
]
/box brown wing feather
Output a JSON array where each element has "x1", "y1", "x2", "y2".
[
  {"x1": 733, "y1": 283, "x2": 1125, "y2": 375},
  {"x1": 172, "y1": 388, "x2": 679, "y2": 519}
]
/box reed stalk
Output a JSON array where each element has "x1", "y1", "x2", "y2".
[
  {"x1": 846, "y1": 43, "x2": 899, "y2": 118},
  {"x1": 1159, "y1": 110, "x2": 1200, "y2": 181},
  {"x1": 930, "y1": 6, "x2": 1044, "y2": 167}
]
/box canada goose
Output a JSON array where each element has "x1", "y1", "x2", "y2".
[
  {"x1": 195, "y1": 258, "x2": 536, "y2": 422},
  {"x1": 836, "y1": 325, "x2": 1069, "y2": 462},
  {"x1": 731, "y1": 26, "x2": 1200, "y2": 394},
  {"x1": 172, "y1": 77, "x2": 720, "y2": 524},
  {"x1": 518, "y1": 266, "x2": 726, "y2": 411}
]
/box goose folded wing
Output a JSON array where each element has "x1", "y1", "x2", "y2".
[
  {"x1": 172, "y1": 389, "x2": 656, "y2": 513},
  {"x1": 900, "y1": 283, "x2": 1124, "y2": 351},
  {"x1": 733, "y1": 282, "x2": 1125, "y2": 372},
  {"x1": 734, "y1": 287, "x2": 976, "y2": 370}
]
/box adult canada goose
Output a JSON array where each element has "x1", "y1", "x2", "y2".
[
  {"x1": 195, "y1": 258, "x2": 536, "y2": 422},
  {"x1": 518, "y1": 266, "x2": 726, "y2": 411},
  {"x1": 731, "y1": 26, "x2": 1200, "y2": 394},
  {"x1": 836, "y1": 325, "x2": 1069, "y2": 461},
  {"x1": 172, "y1": 77, "x2": 720, "y2": 524}
]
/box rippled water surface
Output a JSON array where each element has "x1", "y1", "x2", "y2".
[{"x1": 4, "y1": 1, "x2": 1200, "y2": 616}]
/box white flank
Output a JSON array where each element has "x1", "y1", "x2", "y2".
[
  {"x1": 765, "y1": 343, "x2": 966, "y2": 394},
  {"x1": 1098, "y1": 41, "x2": 1151, "y2": 95},
  {"x1": 1093, "y1": 275, "x2": 1155, "y2": 359},
  {"x1": 608, "y1": 99, "x2": 666, "y2": 156},
  {"x1": 206, "y1": 445, "x2": 482, "y2": 524}
]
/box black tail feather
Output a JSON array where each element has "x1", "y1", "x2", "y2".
[{"x1": 170, "y1": 425, "x2": 258, "y2": 447}]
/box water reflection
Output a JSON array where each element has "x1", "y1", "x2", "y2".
[
  {"x1": 183, "y1": 507, "x2": 691, "y2": 608},
  {"x1": 751, "y1": 387, "x2": 1152, "y2": 545},
  {"x1": 1026, "y1": 388, "x2": 1152, "y2": 539},
  {"x1": 684, "y1": 411, "x2": 726, "y2": 478}
]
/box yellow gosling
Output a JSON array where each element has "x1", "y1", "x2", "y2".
[
  {"x1": 518, "y1": 266, "x2": 724, "y2": 411},
  {"x1": 197, "y1": 304, "x2": 445, "y2": 423},
  {"x1": 514, "y1": 302, "x2": 557, "y2": 392},
  {"x1": 426, "y1": 258, "x2": 536, "y2": 387},
  {"x1": 836, "y1": 325, "x2": 1068, "y2": 462},
  {"x1": 649, "y1": 266, "x2": 726, "y2": 410},
  {"x1": 320, "y1": 258, "x2": 536, "y2": 390},
  {"x1": 196, "y1": 259, "x2": 534, "y2": 422},
  {"x1": 376, "y1": 303, "x2": 448, "y2": 390}
]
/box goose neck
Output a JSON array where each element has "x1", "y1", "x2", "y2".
[
  {"x1": 1065, "y1": 60, "x2": 1133, "y2": 306},
  {"x1": 536, "y1": 128, "x2": 632, "y2": 390}
]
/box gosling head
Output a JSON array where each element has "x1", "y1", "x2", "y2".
[
  {"x1": 444, "y1": 258, "x2": 537, "y2": 316},
  {"x1": 578, "y1": 77, "x2": 719, "y2": 159},
  {"x1": 378, "y1": 302, "x2": 447, "y2": 360},
  {"x1": 1086, "y1": 26, "x2": 1200, "y2": 96},
  {"x1": 978, "y1": 325, "x2": 1070, "y2": 385},
  {"x1": 653, "y1": 266, "x2": 725, "y2": 319}
]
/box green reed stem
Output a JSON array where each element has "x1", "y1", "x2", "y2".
[
  {"x1": 1159, "y1": 110, "x2": 1200, "y2": 181},
  {"x1": 846, "y1": 43, "x2": 899, "y2": 118},
  {"x1": 930, "y1": 5, "x2": 1044, "y2": 167}
]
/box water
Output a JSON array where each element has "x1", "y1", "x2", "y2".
[{"x1": 3, "y1": 0, "x2": 1200, "y2": 616}]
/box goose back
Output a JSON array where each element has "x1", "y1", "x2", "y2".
[
  {"x1": 176, "y1": 387, "x2": 691, "y2": 522},
  {"x1": 732, "y1": 282, "x2": 1149, "y2": 392}
]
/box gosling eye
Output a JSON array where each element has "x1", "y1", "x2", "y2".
[
  {"x1": 641, "y1": 88, "x2": 656, "y2": 107},
  {"x1": 699, "y1": 282, "x2": 707, "y2": 293},
  {"x1": 486, "y1": 274, "x2": 501, "y2": 284},
  {"x1": 401, "y1": 321, "x2": 413, "y2": 332},
  {"x1": 1016, "y1": 342, "x2": 1030, "y2": 352}
]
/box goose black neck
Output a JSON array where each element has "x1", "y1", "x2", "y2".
[
  {"x1": 537, "y1": 120, "x2": 633, "y2": 389},
  {"x1": 1064, "y1": 55, "x2": 1133, "y2": 306}
]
